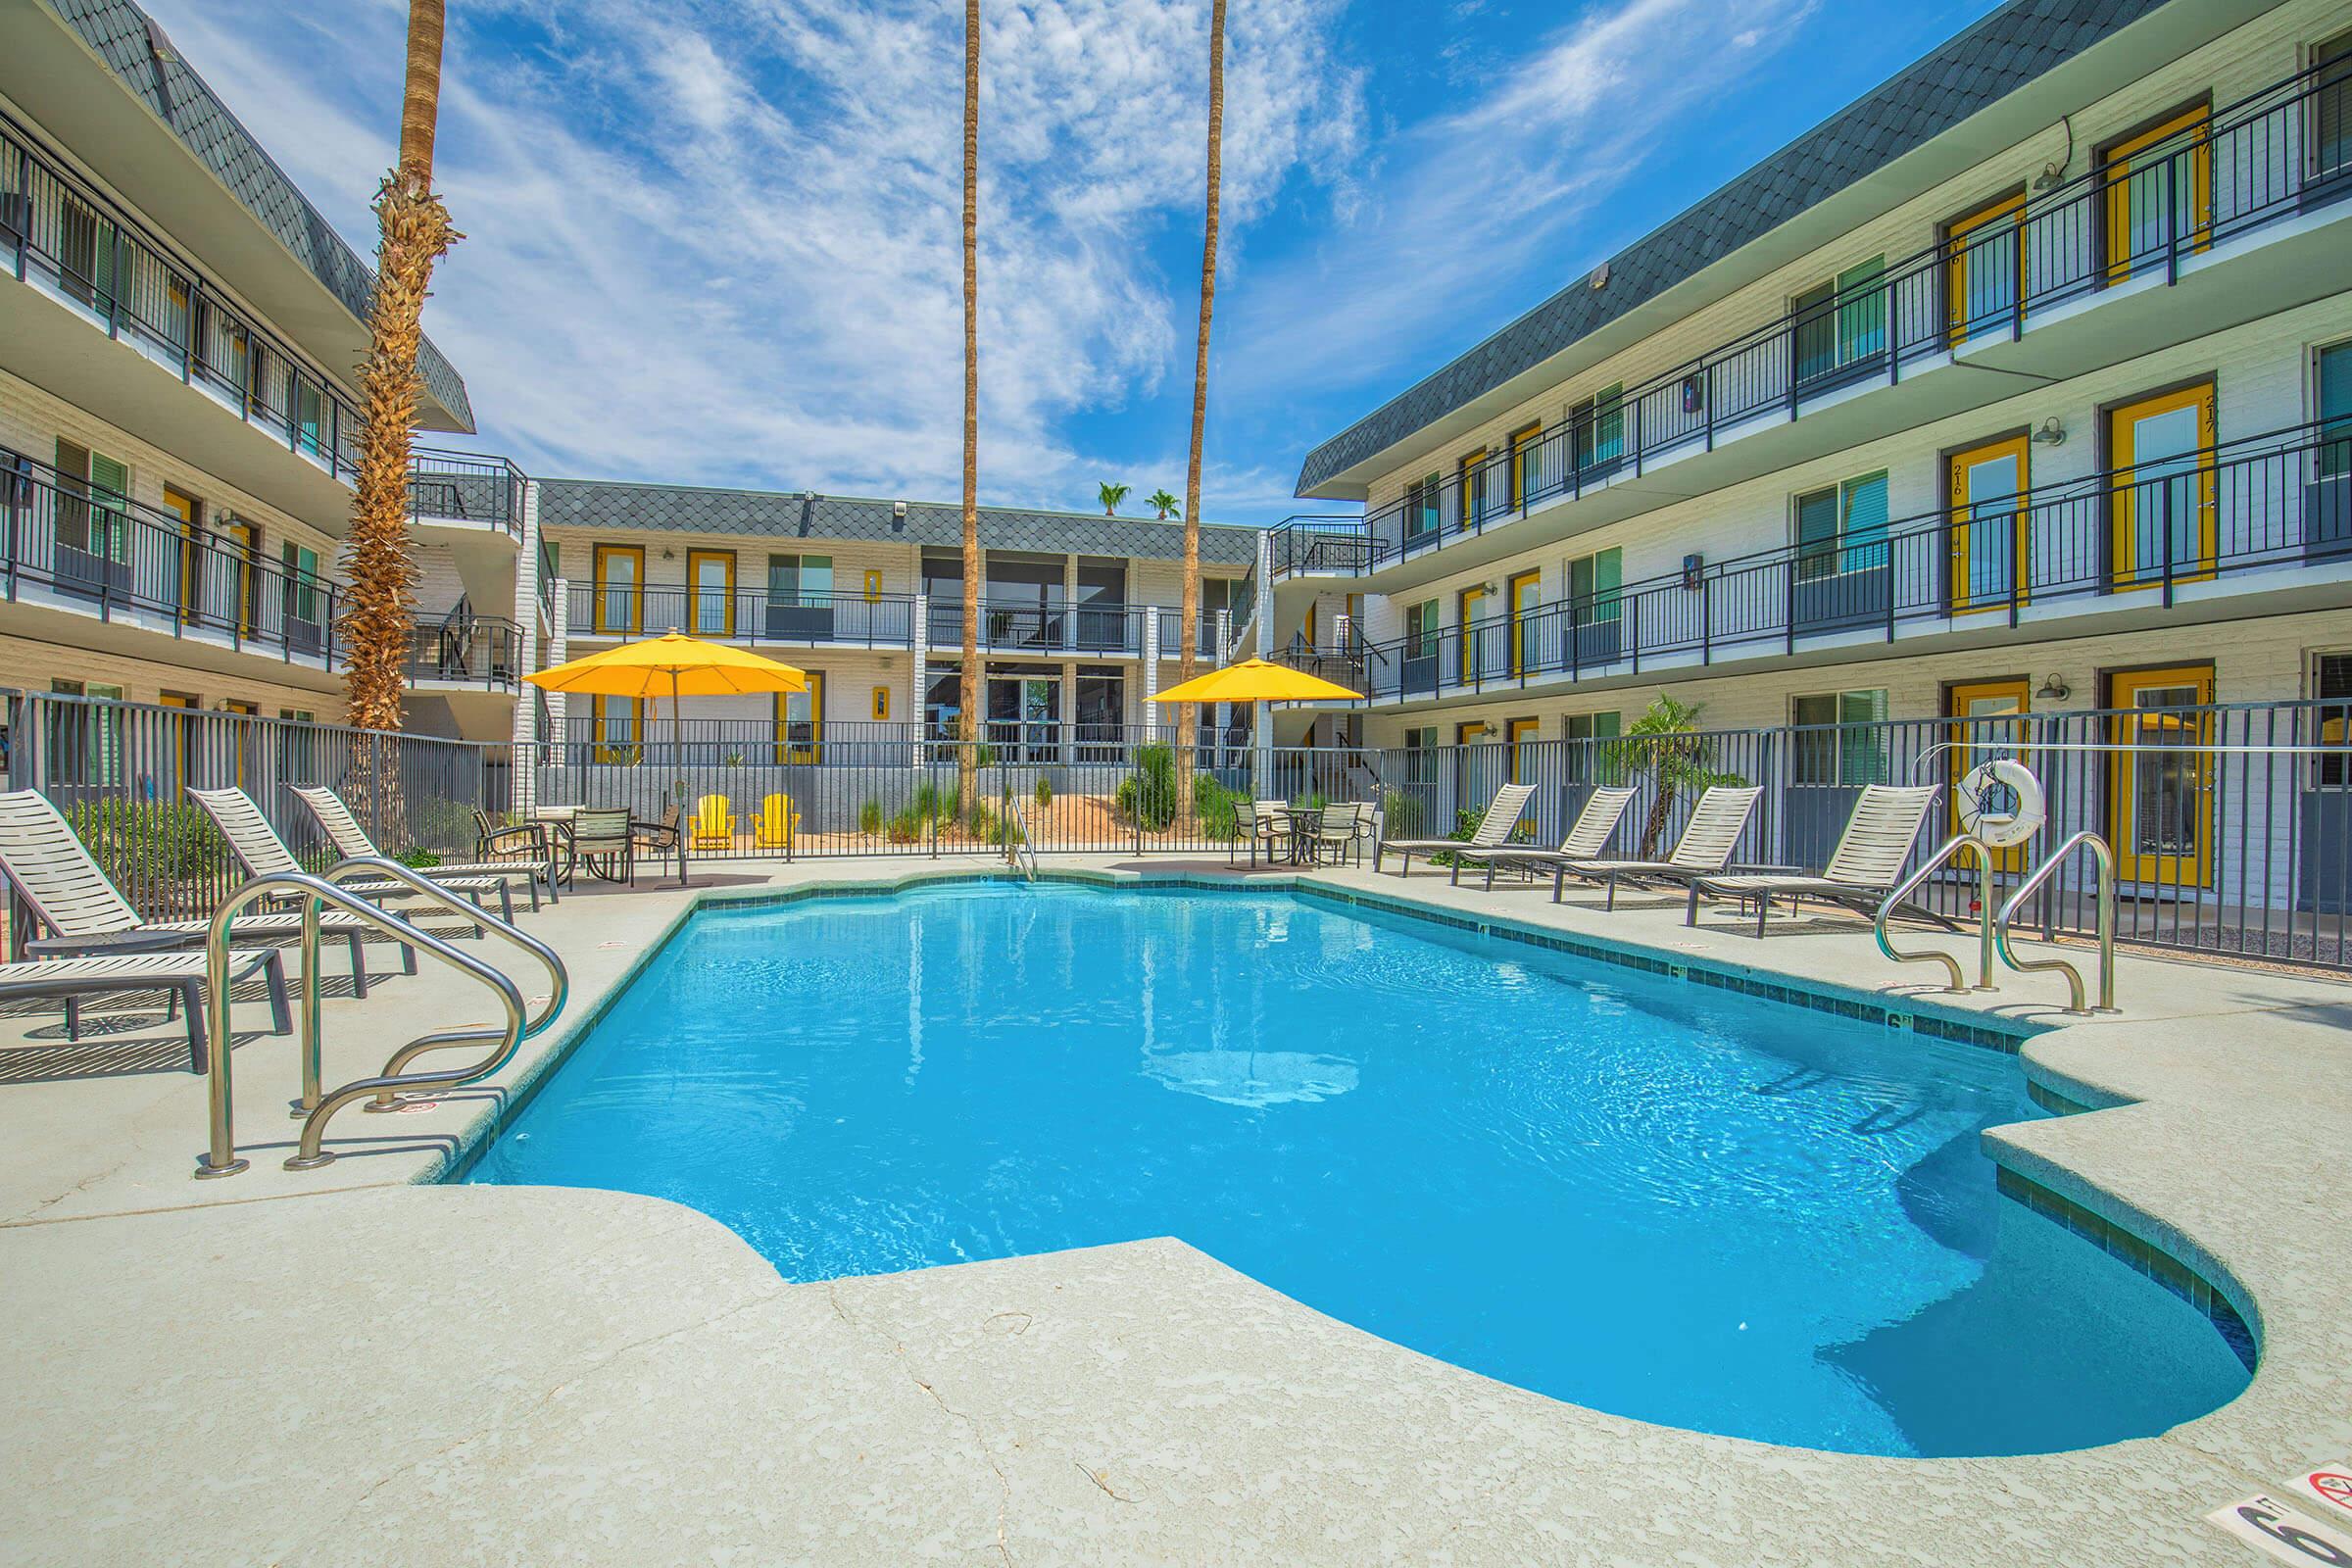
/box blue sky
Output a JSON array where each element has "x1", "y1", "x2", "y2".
[{"x1": 144, "y1": 0, "x2": 2000, "y2": 523}]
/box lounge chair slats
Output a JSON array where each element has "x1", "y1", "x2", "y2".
[
  {"x1": 294, "y1": 786, "x2": 537, "y2": 915},
  {"x1": 191, "y1": 789, "x2": 504, "y2": 902},
  {"x1": 1545, "y1": 785, "x2": 1765, "y2": 908},
  {"x1": 1452, "y1": 787, "x2": 1636, "y2": 889},
  {"x1": 1685, "y1": 785, "x2": 1941, "y2": 936},
  {"x1": 1377, "y1": 783, "x2": 1535, "y2": 874}
]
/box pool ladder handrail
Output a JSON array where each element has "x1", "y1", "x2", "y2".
[
  {"x1": 1993, "y1": 830, "x2": 2118, "y2": 1014},
  {"x1": 195, "y1": 865, "x2": 566, "y2": 1178},
  {"x1": 1005, "y1": 798, "x2": 1039, "y2": 881},
  {"x1": 1873, "y1": 833, "x2": 1999, "y2": 993}
]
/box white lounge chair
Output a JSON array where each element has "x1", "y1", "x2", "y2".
[
  {"x1": 292, "y1": 785, "x2": 548, "y2": 916},
  {"x1": 0, "y1": 788, "x2": 395, "y2": 998},
  {"x1": 1684, "y1": 784, "x2": 1943, "y2": 936},
  {"x1": 1375, "y1": 783, "x2": 1535, "y2": 876},
  {"x1": 0, "y1": 949, "x2": 287, "y2": 1072},
  {"x1": 1450, "y1": 786, "x2": 1636, "y2": 890},
  {"x1": 188, "y1": 788, "x2": 508, "y2": 923},
  {"x1": 1547, "y1": 785, "x2": 1764, "y2": 907}
]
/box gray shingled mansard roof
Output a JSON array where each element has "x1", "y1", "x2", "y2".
[
  {"x1": 45, "y1": 0, "x2": 476, "y2": 432},
  {"x1": 537, "y1": 478, "x2": 1262, "y2": 567},
  {"x1": 1294, "y1": 0, "x2": 2175, "y2": 496}
]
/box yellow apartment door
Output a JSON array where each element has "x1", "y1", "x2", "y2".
[
  {"x1": 1946, "y1": 192, "x2": 2025, "y2": 344},
  {"x1": 2103, "y1": 107, "x2": 2211, "y2": 282},
  {"x1": 1947, "y1": 434, "x2": 2029, "y2": 612},
  {"x1": 2110, "y1": 384, "x2": 2216, "y2": 588},
  {"x1": 1944, "y1": 677, "x2": 2032, "y2": 872},
  {"x1": 1457, "y1": 449, "x2": 1487, "y2": 530},
  {"x1": 1507, "y1": 570, "x2": 1542, "y2": 675},
  {"x1": 1506, "y1": 717, "x2": 1540, "y2": 784},
  {"x1": 594, "y1": 545, "x2": 644, "y2": 634},
  {"x1": 1457, "y1": 585, "x2": 1489, "y2": 682},
  {"x1": 2108, "y1": 664, "x2": 2215, "y2": 887}
]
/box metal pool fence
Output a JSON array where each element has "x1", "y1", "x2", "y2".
[{"x1": 0, "y1": 690, "x2": 511, "y2": 923}]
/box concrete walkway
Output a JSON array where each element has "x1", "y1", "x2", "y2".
[{"x1": 3, "y1": 854, "x2": 2350, "y2": 1565}]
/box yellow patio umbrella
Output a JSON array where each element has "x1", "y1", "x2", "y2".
[
  {"x1": 1149, "y1": 658, "x2": 1361, "y2": 706},
  {"x1": 526, "y1": 632, "x2": 808, "y2": 850}
]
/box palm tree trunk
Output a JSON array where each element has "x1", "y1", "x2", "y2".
[
  {"x1": 343, "y1": 0, "x2": 457, "y2": 736},
  {"x1": 956, "y1": 0, "x2": 982, "y2": 827},
  {"x1": 1177, "y1": 0, "x2": 1225, "y2": 820}
]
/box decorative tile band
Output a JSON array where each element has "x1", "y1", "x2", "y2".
[
  {"x1": 2028, "y1": 1079, "x2": 2100, "y2": 1117},
  {"x1": 1995, "y1": 1165, "x2": 2258, "y2": 1372}
]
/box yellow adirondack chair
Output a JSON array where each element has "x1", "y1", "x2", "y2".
[
  {"x1": 754, "y1": 793, "x2": 799, "y2": 850},
  {"x1": 692, "y1": 794, "x2": 735, "y2": 852}
]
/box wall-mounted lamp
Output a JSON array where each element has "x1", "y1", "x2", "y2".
[
  {"x1": 2031, "y1": 114, "x2": 2074, "y2": 190},
  {"x1": 661, "y1": 547, "x2": 675, "y2": 559},
  {"x1": 892, "y1": 501, "x2": 908, "y2": 520},
  {"x1": 1470, "y1": 721, "x2": 1497, "y2": 738},
  {"x1": 2030, "y1": 416, "x2": 2066, "y2": 447},
  {"x1": 2035, "y1": 673, "x2": 2072, "y2": 701}
]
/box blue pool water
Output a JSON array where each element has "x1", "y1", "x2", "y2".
[{"x1": 470, "y1": 882, "x2": 2250, "y2": 1456}]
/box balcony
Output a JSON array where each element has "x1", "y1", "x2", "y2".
[
  {"x1": 0, "y1": 111, "x2": 364, "y2": 505},
  {"x1": 928, "y1": 601, "x2": 1149, "y2": 656},
  {"x1": 571, "y1": 583, "x2": 918, "y2": 648},
  {"x1": 1330, "y1": 419, "x2": 2352, "y2": 705},
  {"x1": 0, "y1": 455, "x2": 341, "y2": 670},
  {"x1": 1278, "y1": 59, "x2": 2352, "y2": 586},
  {"x1": 405, "y1": 612, "x2": 523, "y2": 691},
  {"x1": 407, "y1": 450, "x2": 525, "y2": 543}
]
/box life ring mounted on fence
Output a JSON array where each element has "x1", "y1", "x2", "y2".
[{"x1": 1955, "y1": 758, "x2": 2044, "y2": 849}]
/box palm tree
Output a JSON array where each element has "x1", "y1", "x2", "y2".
[
  {"x1": 1177, "y1": 0, "x2": 1226, "y2": 810},
  {"x1": 956, "y1": 0, "x2": 981, "y2": 815},
  {"x1": 1609, "y1": 696, "x2": 1744, "y2": 857},
  {"x1": 1097, "y1": 481, "x2": 1131, "y2": 516},
  {"x1": 342, "y1": 0, "x2": 459, "y2": 734},
  {"x1": 1147, "y1": 488, "x2": 1181, "y2": 520}
]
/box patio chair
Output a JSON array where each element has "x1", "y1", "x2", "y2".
[
  {"x1": 294, "y1": 786, "x2": 546, "y2": 917},
  {"x1": 473, "y1": 808, "x2": 560, "y2": 889},
  {"x1": 0, "y1": 788, "x2": 386, "y2": 1001},
  {"x1": 692, "y1": 795, "x2": 734, "y2": 853},
  {"x1": 0, "y1": 947, "x2": 287, "y2": 1072},
  {"x1": 633, "y1": 805, "x2": 683, "y2": 882},
  {"x1": 754, "y1": 793, "x2": 798, "y2": 851},
  {"x1": 1374, "y1": 782, "x2": 1534, "y2": 876},
  {"x1": 1547, "y1": 785, "x2": 1764, "y2": 908},
  {"x1": 1451, "y1": 786, "x2": 1636, "y2": 891},
  {"x1": 1230, "y1": 799, "x2": 1293, "y2": 869},
  {"x1": 1308, "y1": 802, "x2": 1373, "y2": 867},
  {"x1": 187, "y1": 787, "x2": 508, "y2": 938},
  {"x1": 1684, "y1": 785, "x2": 1943, "y2": 936},
  {"x1": 572, "y1": 808, "x2": 637, "y2": 885}
]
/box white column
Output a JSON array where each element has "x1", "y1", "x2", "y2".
[
  {"x1": 1141, "y1": 608, "x2": 1160, "y2": 741},
  {"x1": 1253, "y1": 529, "x2": 1274, "y2": 657},
  {"x1": 511, "y1": 479, "x2": 542, "y2": 813},
  {"x1": 910, "y1": 592, "x2": 930, "y2": 740},
  {"x1": 1214, "y1": 608, "x2": 1232, "y2": 669}
]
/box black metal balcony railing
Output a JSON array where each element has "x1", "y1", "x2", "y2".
[
  {"x1": 1273, "y1": 59, "x2": 2352, "y2": 581},
  {"x1": 537, "y1": 538, "x2": 557, "y2": 619},
  {"x1": 404, "y1": 614, "x2": 522, "y2": 689},
  {"x1": 407, "y1": 450, "x2": 526, "y2": 540},
  {"x1": 0, "y1": 454, "x2": 342, "y2": 666},
  {"x1": 927, "y1": 600, "x2": 1146, "y2": 655},
  {"x1": 1, "y1": 111, "x2": 364, "y2": 484},
  {"x1": 1152, "y1": 608, "x2": 1224, "y2": 662},
  {"x1": 1333, "y1": 419, "x2": 2352, "y2": 703},
  {"x1": 571, "y1": 583, "x2": 919, "y2": 647}
]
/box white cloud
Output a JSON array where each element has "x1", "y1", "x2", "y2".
[{"x1": 138, "y1": 0, "x2": 1363, "y2": 515}]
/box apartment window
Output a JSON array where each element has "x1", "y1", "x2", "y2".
[
  {"x1": 1402, "y1": 724, "x2": 1440, "y2": 788},
  {"x1": 1793, "y1": 471, "x2": 1890, "y2": 579},
  {"x1": 281, "y1": 542, "x2": 321, "y2": 626},
  {"x1": 1573, "y1": 385, "x2": 1624, "y2": 469},
  {"x1": 1792, "y1": 688, "x2": 1890, "y2": 785},
  {"x1": 687, "y1": 549, "x2": 735, "y2": 637},
  {"x1": 47, "y1": 679, "x2": 124, "y2": 788},
  {"x1": 1566, "y1": 548, "x2": 1623, "y2": 621},
  {"x1": 1404, "y1": 470, "x2": 1442, "y2": 540},
  {"x1": 2321, "y1": 340, "x2": 2352, "y2": 482},
  {"x1": 52, "y1": 440, "x2": 129, "y2": 566},
  {"x1": 2314, "y1": 652, "x2": 2352, "y2": 786},
  {"x1": 295, "y1": 380, "x2": 325, "y2": 456},
  {"x1": 765, "y1": 553, "x2": 834, "y2": 641},
  {"x1": 2317, "y1": 31, "x2": 2352, "y2": 186},
  {"x1": 1564, "y1": 710, "x2": 1621, "y2": 782},
  {"x1": 1793, "y1": 257, "x2": 1886, "y2": 384},
  {"x1": 1404, "y1": 598, "x2": 1441, "y2": 660}
]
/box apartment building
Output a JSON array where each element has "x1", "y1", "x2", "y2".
[
  {"x1": 0, "y1": 0, "x2": 511, "y2": 735},
  {"x1": 1271, "y1": 0, "x2": 2352, "y2": 800},
  {"x1": 532, "y1": 479, "x2": 1257, "y2": 760}
]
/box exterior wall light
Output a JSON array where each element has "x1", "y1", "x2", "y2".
[
  {"x1": 2036, "y1": 674, "x2": 2073, "y2": 701},
  {"x1": 2031, "y1": 417, "x2": 2066, "y2": 447}
]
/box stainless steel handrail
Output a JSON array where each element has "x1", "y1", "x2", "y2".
[
  {"x1": 1872, "y1": 833, "x2": 1998, "y2": 993},
  {"x1": 1005, "y1": 799, "x2": 1039, "y2": 881},
  {"x1": 311, "y1": 857, "x2": 568, "y2": 1110},
  {"x1": 195, "y1": 872, "x2": 519, "y2": 1178},
  {"x1": 1994, "y1": 830, "x2": 2118, "y2": 1013}
]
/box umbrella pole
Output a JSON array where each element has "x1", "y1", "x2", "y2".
[{"x1": 672, "y1": 668, "x2": 688, "y2": 884}]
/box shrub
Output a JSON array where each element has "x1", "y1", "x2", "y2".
[
  {"x1": 1290, "y1": 789, "x2": 1329, "y2": 813},
  {"x1": 1382, "y1": 790, "x2": 1424, "y2": 840},
  {"x1": 964, "y1": 802, "x2": 997, "y2": 840},
  {"x1": 886, "y1": 808, "x2": 925, "y2": 844},
  {"x1": 973, "y1": 742, "x2": 998, "y2": 768},
  {"x1": 1033, "y1": 777, "x2": 1054, "y2": 810},
  {"x1": 398, "y1": 846, "x2": 443, "y2": 869},
  {"x1": 1119, "y1": 743, "x2": 1179, "y2": 831},
  {"x1": 913, "y1": 781, "x2": 944, "y2": 820},
  {"x1": 1192, "y1": 775, "x2": 1241, "y2": 840},
  {"x1": 1429, "y1": 807, "x2": 1485, "y2": 868},
  {"x1": 66, "y1": 799, "x2": 222, "y2": 888},
  {"x1": 858, "y1": 800, "x2": 885, "y2": 836}
]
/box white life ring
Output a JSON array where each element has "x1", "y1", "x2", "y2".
[{"x1": 1955, "y1": 759, "x2": 2044, "y2": 849}]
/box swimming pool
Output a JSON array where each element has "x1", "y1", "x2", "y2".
[{"x1": 469, "y1": 880, "x2": 2250, "y2": 1456}]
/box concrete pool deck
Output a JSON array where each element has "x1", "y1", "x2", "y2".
[{"x1": 3, "y1": 854, "x2": 2350, "y2": 1565}]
